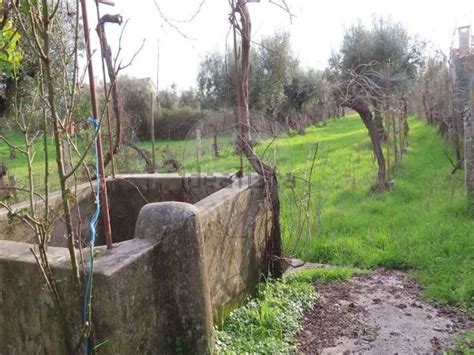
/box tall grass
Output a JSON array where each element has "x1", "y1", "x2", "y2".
[{"x1": 277, "y1": 117, "x2": 473, "y2": 310}]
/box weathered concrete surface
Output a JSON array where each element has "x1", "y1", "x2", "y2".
[
  {"x1": 0, "y1": 241, "x2": 80, "y2": 354},
  {"x1": 196, "y1": 178, "x2": 270, "y2": 318},
  {"x1": 100, "y1": 174, "x2": 230, "y2": 244},
  {"x1": 0, "y1": 173, "x2": 272, "y2": 353},
  {"x1": 0, "y1": 238, "x2": 159, "y2": 353},
  {"x1": 0, "y1": 173, "x2": 231, "y2": 247},
  {"x1": 136, "y1": 202, "x2": 214, "y2": 353},
  {"x1": 0, "y1": 182, "x2": 94, "y2": 246}
]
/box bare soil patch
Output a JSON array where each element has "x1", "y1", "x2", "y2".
[{"x1": 297, "y1": 268, "x2": 472, "y2": 354}]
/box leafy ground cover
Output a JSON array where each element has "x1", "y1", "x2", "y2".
[{"x1": 215, "y1": 267, "x2": 362, "y2": 353}]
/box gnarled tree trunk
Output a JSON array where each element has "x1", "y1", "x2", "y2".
[
  {"x1": 232, "y1": 0, "x2": 284, "y2": 276},
  {"x1": 96, "y1": 15, "x2": 123, "y2": 169},
  {"x1": 346, "y1": 98, "x2": 388, "y2": 191},
  {"x1": 372, "y1": 99, "x2": 386, "y2": 141}
]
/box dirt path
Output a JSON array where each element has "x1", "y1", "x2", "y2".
[{"x1": 296, "y1": 268, "x2": 472, "y2": 354}]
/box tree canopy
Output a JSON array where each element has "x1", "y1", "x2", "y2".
[{"x1": 330, "y1": 17, "x2": 425, "y2": 93}]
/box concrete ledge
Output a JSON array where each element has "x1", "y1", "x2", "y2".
[
  {"x1": 0, "y1": 240, "x2": 71, "y2": 267},
  {"x1": 135, "y1": 202, "x2": 213, "y2": 353},
  {"x1": 0, "y1": 174, "x2": 272, "y2": 353}
]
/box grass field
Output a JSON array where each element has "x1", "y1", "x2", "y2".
[
  {"x1": 275, "y1": 117, "x2": 473, "y2": 311},
  {"x1": 1, "y1": 115, "x2": 473, "y2": 310}
]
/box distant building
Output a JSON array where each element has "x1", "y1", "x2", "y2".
[
  {"x1": 450, "y1": 26, "x2": 473, "y2": 91},
  {"x1": 458, "y1": 25, "x2": 472, "y2": 51}
]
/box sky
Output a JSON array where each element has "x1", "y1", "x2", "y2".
[{"x1": 86, "y1": 0, "x2": 474, "y2": 91}]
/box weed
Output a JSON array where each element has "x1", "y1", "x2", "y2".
[{"x1": 215, "y1": 267, "x2": 359, "y2": 353}]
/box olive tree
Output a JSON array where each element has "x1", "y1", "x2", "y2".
[
  {"x1": 197, "y1": 31, "x2": 298, "y2": 116},
  {"x1": 197, "y1": 51, "x2": 233, "y2": 110},
  {"x1": 330, "y1": 17, "x2": 424, "y2": 191},
  {"x1": 284, "y1": 69, "x2": 331, "y2": 133},
  {"x1": 251, "y1": 31, "x2": 298, "y2": 116}
]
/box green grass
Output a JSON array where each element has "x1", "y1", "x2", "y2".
[
  {"x1": 192, "y1": 115, "x2": 472, "y2": 310},
  {"x1": 2, "y1": 115, "x2": 473, "y2": 310},
  {"x1": 277, "y1": 117, "x2": 474, "y2": 311},
  {"x1": 1, "y1": 131, "x2": 59, "y2": 194},
  {"x1": 215, "y1": 267, "x2": 361, "y2": 353},
  {"x1": 446, "y1": 330, "x2": 474, "y2": 354},
  {"x1": 1, "y1": 131, "x2": 100, "y2": 196}
]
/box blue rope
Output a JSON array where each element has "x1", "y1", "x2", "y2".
[{"x1": 83, "y1": 117, "x2": 101, "y2": 354}]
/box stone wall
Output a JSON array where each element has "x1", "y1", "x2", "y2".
[
  {"x1": 0, "y1": 174, "x2": 230, "y2": 246},
  {"x1": 0, "y1": 174, "x2": 273, "y2": 353}
]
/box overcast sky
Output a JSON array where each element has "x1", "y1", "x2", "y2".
[{"x1": 87, "y1": 0, "x2": 474, "y2": 91}]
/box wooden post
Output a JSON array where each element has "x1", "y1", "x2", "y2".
[
  {"x1": 455, "y1": 26, "x2": 474, "y2": 214},
  {"x1": 212, "y1": 126, "x2": 219, "y2": 158},
  {"x1": 151, "y1": 91, "x2": 156, "y2": 172},
  {"x1": 392, "y1": 111, "x2": 398, "y2": 165},
  {"x1": 80, "y1": 0, "x2": 113, "y2": 249},
  {"x1": 8, "y1": 176, "x2": 16, "y2": 199},
  {"x1": 196, "y1": 127, "x2": 202, "y2": 172},
  {"x1": 9, "y1": 147, "x2": 16, "y2": 160},
  {"x1": 465, "y1": 56, "x2": 474, "y2": 214},
  {"x1": 384, "y1": 62, "x2": 392, "y2": 178},
  {"x1": 95, "y1": 0, "x2": 116, "y2": 178},
  {"x1": 0, "y1": 164, "x2": 6, "y2": 200}
]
